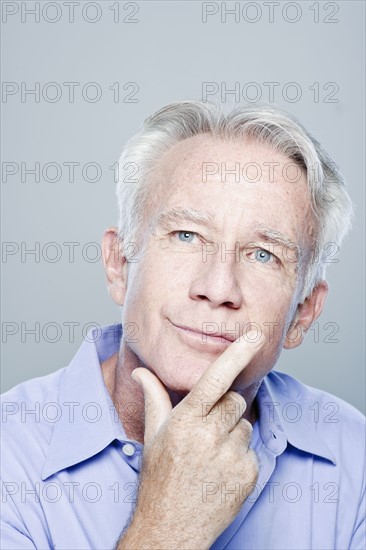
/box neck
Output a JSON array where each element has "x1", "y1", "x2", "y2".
[{"x1": 101, "y1": 342, "x2": 260, "y2": 445}]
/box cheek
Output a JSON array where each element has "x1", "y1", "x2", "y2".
[
  {"x1": 122, "y1": 253, "x2": 174, "y2": 324},
  {"x1": 120, "y1": 261, "x2": 151, "y2": 327},
  {"x1": 248, "y1": 293, "x2": 294, "y2": 348},
  {"x1": 246, "y1": 263, "x2": 296, "y2": 292},
  {"x1": 247, "y1": 275, "x2": 293, "y2": 311}
]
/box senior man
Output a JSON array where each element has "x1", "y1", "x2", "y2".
[{"x1": 1, "y1": 101, "x2": 365, "y2": 550}]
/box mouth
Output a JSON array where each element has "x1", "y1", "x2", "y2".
[
  {"x1": 169, "y1": 321, "x2": 235, "y2": 352},
  {"x1": 172, "y1": 323, "x2": 235, "y2": 342}
]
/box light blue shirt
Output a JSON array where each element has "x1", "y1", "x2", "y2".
[{"x1": 1, "y1": 324, "x2": 365, "y2": 549}]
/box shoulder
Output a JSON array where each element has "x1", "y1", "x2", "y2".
[
  {"x1": 268, "y1": 370, "x2": 366, "y2": 466},
  {"x1": 1, "y1": 367, "x2": 66, "y2": 406},
  {"x1": 1, "y1": 368, "x2": 66, "y2": 476},
  {"x1": 269, "y1": 369, "x2": 365, "y2": 426}
]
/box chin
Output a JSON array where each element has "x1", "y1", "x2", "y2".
[
  {"x1": 158, "y1": 359, "x2": 210, "y2": 395},
  {"x1": 164, "y1": 373, "x2": 201, "y2": 395}
]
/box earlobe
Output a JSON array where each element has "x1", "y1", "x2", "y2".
[
  {"x1": 284, "y1": 280, "x2": 329, "y2": 350},
  {"x1": 101, "y1": 227, "x2": 128, "y2": 306},
  {"x1": 283, "y1": 322, "x2": 305, "y2": 350}
]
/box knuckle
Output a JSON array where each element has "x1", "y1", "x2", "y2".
[
  {"x1": 220, "y1": 392, "x2": 246, "y2": 421},
  {"x1": 237, "y1": 418, "x2": 253, "y2": 441},
  {"x1": 204, "y1": 373, "x2": 227, "y2": 396},
  {"x1": 240, "y1": 418, "x2": 253, "y2": 432},
  {"x1": 226, "y1": 391, "x2": 246, "y2": 408},
  {"x1": 184, "y1": 387, "x2": 208, "y2": 410},
  {"x1": 245, "y1": 449, "x2": 260, "y2": 480}
]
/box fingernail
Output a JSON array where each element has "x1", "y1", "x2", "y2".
[{"x1": 131, "y1": 370, "x2": 140, "y2": 384}]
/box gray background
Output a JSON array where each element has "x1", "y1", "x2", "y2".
[{"x1": 1, "y1": 0, "x2": 365, "y2": 414}]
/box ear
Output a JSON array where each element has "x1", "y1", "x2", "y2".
[
  {"x1": 101, "y1": 227, "x2": 128, "y2": 306},
  {"x1": 284, "y1": 280, "x2": 329, "y2": 349}
]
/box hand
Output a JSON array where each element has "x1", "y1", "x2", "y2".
[{"x1": 117, "y1": 333, "x2": 264, "y2": 550}]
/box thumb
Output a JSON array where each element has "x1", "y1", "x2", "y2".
[{"x1": 131, "y1": 367, "x2": 172, "y2": 445}]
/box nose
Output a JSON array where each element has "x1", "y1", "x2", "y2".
[{"x1": 188, "y1": 245, "x2": 243, "y2": 309}]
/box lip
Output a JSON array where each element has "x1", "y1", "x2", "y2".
[{"x1": 170, "y1": 321, "x2": 235, "y2": 353}]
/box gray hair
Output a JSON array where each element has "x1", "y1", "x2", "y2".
[{"x1": 116, "y1": 100, "x2": 353, "y2": 303}]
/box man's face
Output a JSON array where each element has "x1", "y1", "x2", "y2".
[{"x1": 119, "y1": 135, "x2": 316, "y2": 394}]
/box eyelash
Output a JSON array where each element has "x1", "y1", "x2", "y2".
[{"x1": 171, "y1": 230, "x2": 280, "y2": 265}]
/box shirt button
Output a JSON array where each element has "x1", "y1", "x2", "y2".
[{"x1": 122, "y1": 443, "x2": 135, "y2": 457}]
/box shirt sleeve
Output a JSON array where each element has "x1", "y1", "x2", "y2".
[{"x1": 1, "y1": 480, "x2": 37, "y2": 550}]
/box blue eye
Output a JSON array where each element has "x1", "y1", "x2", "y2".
[
  {"x1": 255, "y1": 249, "x2": 273, "y2": 263},
  {"x1": 177, "y1": 231, "x2": 196, "y2": 243}
]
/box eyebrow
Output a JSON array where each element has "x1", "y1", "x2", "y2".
[
  {"x1": 155, "y1": 207, "x2": 214, "y2": 230},
  {"x1": 254, "y1": 225, "x2": 301, "y2": 263},
  {"x1": 155, "y1": 207, "x2": 300, "y2": 262}
]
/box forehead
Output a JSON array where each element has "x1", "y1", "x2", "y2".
[
  {"x1": 152, "y1": 133, "x2": 306, "y2": 191},
  {"x1": 148, "y1": 134, "x2": 315, "y2": 246}
]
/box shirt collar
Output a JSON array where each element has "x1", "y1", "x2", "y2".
[
  {"x1": 256, "y1": 371, "x2": 337, "y2": 465},
  {"x1": 42, "y1": 324, "x2": 336, "y2": 480},
  {"x1": 41, "y1": 324, "x2": 126, "y2": 480}
]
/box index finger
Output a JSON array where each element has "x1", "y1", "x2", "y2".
[{"x1": 184, "y1": 331, "x2": 265, "y2": 414}]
